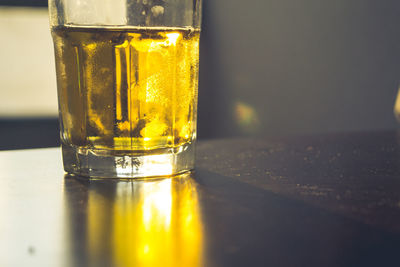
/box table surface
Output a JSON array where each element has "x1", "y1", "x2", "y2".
[{"x1": 1, "y1": 131, "x2": 400, "y2": 267}]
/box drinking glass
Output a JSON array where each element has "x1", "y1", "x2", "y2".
[{"x1": 49, "y1": 0, "x2": 202, "y2": 178}]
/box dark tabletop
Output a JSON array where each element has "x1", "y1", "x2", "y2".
[{"x1": 1, "y1": 130, "x2": 400, "y2": 266}]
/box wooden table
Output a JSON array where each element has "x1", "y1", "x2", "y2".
[{"x1": 1, "y1": 131, "x2": 400, "y2": 266}]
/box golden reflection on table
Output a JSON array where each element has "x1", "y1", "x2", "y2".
[{"x1": 63, "y1": 172, "x2": 203, "y2": 267}]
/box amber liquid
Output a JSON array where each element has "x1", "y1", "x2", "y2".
[{"x1": 52, "y1": 26, "x2": 199, "y2": 153}]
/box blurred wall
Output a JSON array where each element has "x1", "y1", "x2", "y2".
[
  {"x1": 0, "y1": 7, "x2": 57, "y2": 117},
  {"x1": 198, "y1": 0, "x2": 400, "y2": 138}
]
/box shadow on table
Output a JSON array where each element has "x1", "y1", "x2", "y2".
[{"x1": 62, "y1": 169, "x2": 400, "y2": 267}]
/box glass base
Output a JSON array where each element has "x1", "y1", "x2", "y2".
[{"x1": 62, "y1": 143, "x2": 195, "y2": 179}]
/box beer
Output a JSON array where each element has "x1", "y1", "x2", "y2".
[{"x1": 52, "y1": 26, "x2": 199, "y2": 154}]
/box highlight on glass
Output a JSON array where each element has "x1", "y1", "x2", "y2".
[{"x1": 49, "y1": 0, "x2": 202, "y2": 178}]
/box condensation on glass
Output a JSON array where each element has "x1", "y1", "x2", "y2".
[{"x1": 49, "y1": 0, "x2": 202, "y2": 178}]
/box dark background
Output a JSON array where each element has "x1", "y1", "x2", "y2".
[
  {"x1": 1, "y1": 0, "x2": 400, "y2": 149},
  {"x1": 0, "y1": 0, "x2": 47, "y2": 7},
  {"x1": 199, "y1": 0, "x2": 400, "y2": 138}
]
